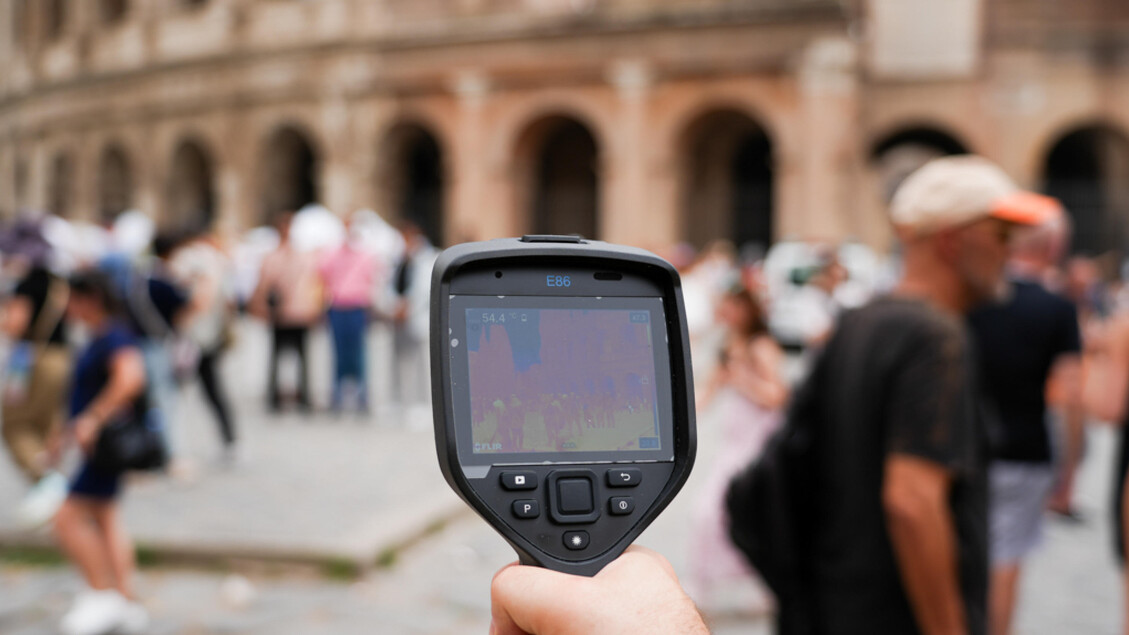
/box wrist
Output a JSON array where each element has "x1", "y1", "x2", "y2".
[{"x1": 79, "y1": 410, "x2": 105, "y2": 428}]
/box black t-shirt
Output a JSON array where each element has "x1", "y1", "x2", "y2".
[
  {"x1": 809, "y1": 296, "x2": 987, "y2": 635},
  {"x1": 967, "y1": 279, "x2": 1081, "y2": 463},
  {"x1": 128, "y1": 275, "x2": 189, "y2": 339},
  {"x1": 13, "y1": 267, "x2": 68, "y2": 345}
]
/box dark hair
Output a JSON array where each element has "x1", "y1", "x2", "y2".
[
  {"x1": 68, "y1": 269, "x2": 124, "y2": 317},
  {"x1": 726, "y1": 287, "x2": 769, "y2": 339},
  {"x1": 152, "y1": 231, "x2": 187, "y2": 260}
]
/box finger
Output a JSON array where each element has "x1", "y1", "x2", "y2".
[
  {"x1": 617, "y1": 545, "x2": 679, "y2": 581},
  {"x1": 491, "y1": 563, "x2": 588, "y2": 635},
  {"x1": 490, "y1": 564, "x2": 534, "y2": 635},
  {"x1": 489, "y1": 561, "x2": 527, "y2": 635}
]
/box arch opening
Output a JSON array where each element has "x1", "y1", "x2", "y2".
[
  {"x1": 98, "y1": 145, "x2": 133, "y2": 223},
  {"x1": 166, "y1": 139, "x2": 216, "y2": 232},
  {"x1": 45, "y1": 0, "x2": 67, "y2": 41},
  {"x1": 679, "y1": 109, "x2": 773, "y2": 252},
  {"x1": 515, "y1": 116, "x2": 600, "y2": 240},
  {"x1": 13, "y1": 1, "x2": 28, "y2": 46},
  {"x1": 1043, "y1": 124, "x2": 1129, "y2": 255},
  {"x1": 870, "y1": 126, "x2": 968, "y2": 203},
  {"x1": 100, "y1": 0, "x2": 128, "y2": 24},
  {"x1": 259, "y1": 126, "x2": 319, "y2": 223},
  {"x1": 378, "y1": 123, "x2": 444, "y2": 246}
]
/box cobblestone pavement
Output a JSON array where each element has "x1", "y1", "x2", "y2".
[
  {"x1": 0, "y1": 319, "x2": 1125, "y2": 633},
  {"x1": 0, "y1": 321, "x2": 463, "y2": 566},
  {"x1": 2, "y1": 422, "x2": 1124, "y2": 634}
]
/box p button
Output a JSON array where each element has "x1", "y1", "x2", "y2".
[{"x1": 512, "y1": 500, "x2": 540, "y2": 519}]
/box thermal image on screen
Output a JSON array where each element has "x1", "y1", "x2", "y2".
[{"x1": 466, "y1": 308, "x2": 661, "y2": 454}]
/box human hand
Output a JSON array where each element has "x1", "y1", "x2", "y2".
[
  {"x1": 393, "y1": 301, "x2": 409, "y2": 324},
  {"x1": 490, "y1": 545, "x2": 709, "y2": 635},
  {"x1": 72, "y1": 413, "x2": 101, "y2": 455}
]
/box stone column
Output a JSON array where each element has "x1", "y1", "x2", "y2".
[
  {"x1": 450, "y1": 70, "x2": 493, "y2": 241},
  {"x1": 134, "y1": 126, "x2": 160, "y2": 219},
  {"x1": 217, "y1": 111, "x2": 255, "y2": 234},
  {"x1": 0, "y1": 142, "x2": 11, "y2": 217},
  {"x1": 73, "y1": 135, "x2": 97, "y2": 222},
  {"x1": 605, "y1": 59, "x2": 653, "y2": 246},
  {"x1": 320, "y1": 93, "x2": 354, "y2": 217},
  {"x1": 794, "y1": 37, "x2": 859, "y2": 243}
]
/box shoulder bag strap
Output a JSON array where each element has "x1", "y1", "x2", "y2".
[
  {"x1": 29, "y1": 276, "x2": 70, "y2": 346},
  {"x1": 128, "y1": 269, "x2": 172, "y2": 340}
]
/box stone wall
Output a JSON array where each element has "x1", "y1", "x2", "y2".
[{"x1": 1, "y1": 0, "x2": 1128, "y2": 254}]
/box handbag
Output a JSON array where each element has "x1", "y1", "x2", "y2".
[{"x1": 90, "y1": 407, "x2": 168, "y2": 473}]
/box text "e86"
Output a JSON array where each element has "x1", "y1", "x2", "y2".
[{"x1": 546, "y1": 275, "x2": 571, "y2": 288}]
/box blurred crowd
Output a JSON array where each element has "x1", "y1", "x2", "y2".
[
  {"x1": 7, "y1": 152, "x2": 1129, "y2": 634},
  {"x1": 677, "y1": 158, "x2": 1129, "y2": 635},
  {"x1": 0, "y1": 204, "x2": 436, "y2": 635}
]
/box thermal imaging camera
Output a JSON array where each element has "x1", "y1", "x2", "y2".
[{"x1": 430, "y1": 235, "x2": 696, "y2": 576}]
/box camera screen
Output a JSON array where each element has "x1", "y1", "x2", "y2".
[{"x1": 465, "y1": 307, "x2": 663, "y2": 455}]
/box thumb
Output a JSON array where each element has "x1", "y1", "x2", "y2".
[{"x1": 490, "y1": 563, "x2": 589, "y2": 635}]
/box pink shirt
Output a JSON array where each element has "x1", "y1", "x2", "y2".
[
  {"x1": 258, "y1": 246, "x2": 323, "y2": 326},
  {"x1": 319, "y1": 245, "x2": 378, "y2": 309}
]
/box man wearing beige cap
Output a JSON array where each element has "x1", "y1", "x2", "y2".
[{"x1": 759, "y1": 155, "x2": 1053, "y2": 635}]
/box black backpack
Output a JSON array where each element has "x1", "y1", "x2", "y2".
[{"x1": 725, "y1": 350, "x2": 827, "y2": 635}]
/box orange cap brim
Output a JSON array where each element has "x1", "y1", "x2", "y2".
[{"x1": 990, "y1": 192, "x2": 1062, "y2": 226}]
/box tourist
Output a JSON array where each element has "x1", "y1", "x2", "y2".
[
  {"x1": 318, "y1": 213, "x2": 380, "y2": 414},
  {"x1": 249, "y1": 211, "x2": 323, "y2": 412},
  {"x1": 967, "y1": 199, "x2": 1083, "y2": 635},
  {"x1": 53, "y1": 270, "x2": 150, "y2": 635}
]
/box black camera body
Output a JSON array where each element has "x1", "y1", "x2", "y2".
[{"x1": 430, "y1": 235, "x2": 696, "y2": 576}]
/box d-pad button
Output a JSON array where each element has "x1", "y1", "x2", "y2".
[
  {"x1": 557, "y1": 479, "x2": 594, "y2": 514},
  {"x1": 547, "y1": 470, "x2": 600, "y2": 524}
]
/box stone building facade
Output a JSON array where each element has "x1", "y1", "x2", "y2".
[{"x1": 1, "y1": 0, "x2": 1127, "y2": 254}]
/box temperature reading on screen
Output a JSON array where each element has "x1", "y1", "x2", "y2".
[
  {"x1": 546, "y1": 275, "x2": 571, "y2": 288},
  {"x1": 480, "y1": 311, "x2": 529, "y2": 324}
]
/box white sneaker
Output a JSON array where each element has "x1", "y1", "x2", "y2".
[
  {"x1": 117, "y1": 601, "x2": 150, "y2": 634},
  {"x1": 60, "y1": 589, "x2": 127, "y2": 635},
  {"x1": 16, "y1": 471, "x2": 68, "y2": 529}
]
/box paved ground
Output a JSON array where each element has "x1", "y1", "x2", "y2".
[
  {"x1": 0, "y1": 321, "x2": 463, "y2": 568},
  {"x1": 0, "y1": 320, "x2": 1125, "y2": 633}
]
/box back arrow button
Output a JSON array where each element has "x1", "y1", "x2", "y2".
[{"x1": 606, "y1": 468, "x2": 642, "y2": 487}]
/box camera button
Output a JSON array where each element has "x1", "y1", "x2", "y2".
[
  {"x1": 501, "y1": 472, "x2": 538, "y2": 490},
  {"x1": 512, "y1": 500, "x2": 540, "y2": 519},
  {"x1": 609, "y1": 497, "x2": 635, "y2": 515},
  {"x1": 607, "y1": 468, "x2": 642, "y2": 487},
  {"x1": 557, "y1": 478, "x2": 594, "y2": 514},
  {"x1": 563, "y1": 531, "x2": 590, "y2": 551}
]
